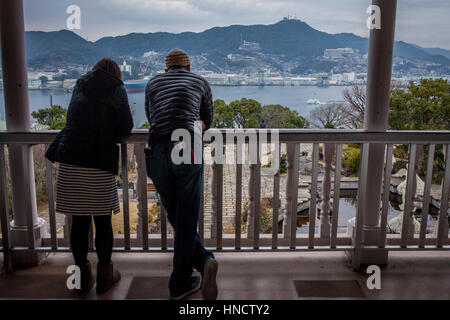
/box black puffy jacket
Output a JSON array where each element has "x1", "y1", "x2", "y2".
[
  {"x1": 145, "y1": 67, "x2": 214, "y2": 144},
  {"x1": 45, "y1": 69, "x2": 134, "y2": 175}
]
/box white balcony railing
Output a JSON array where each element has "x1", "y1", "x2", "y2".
[{"x1": 1, "y1": 129, "x2": 449, "y2": 272}]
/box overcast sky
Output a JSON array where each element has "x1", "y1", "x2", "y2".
[{"x1": 23, "y1": 0, "x2": 450, "y2": 49}]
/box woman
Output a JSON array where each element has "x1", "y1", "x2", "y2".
[{"x1": 46, "y1": 58, "x2": 134, "y2": 294}]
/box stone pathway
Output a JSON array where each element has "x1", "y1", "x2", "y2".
[
  {"x1": 37, "y1": 208, "x2": 65, "y2": 233},
  {"x1": 202, "y1": 144, "x2": 316, "y2": 235}
]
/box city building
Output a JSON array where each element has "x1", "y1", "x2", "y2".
[
  {"x1": 62, "y1": 79, "x2": 77, "y2": 89},
  {"x1": 285, "y1": 76, "x2": 317, "y2": 86},
  {"x1": 330, "y1": 72, "x2": 356, "y2": 84},
  {"x1": 27, "y1": 71, "x2": 55, "y2": 81},
  {"x1": 120, "y1": 61, "x2": 132, "y2": 74},
  {"x1": 227, "y1": 53, "x2": 255, "y2": 63},
  {"x1": 239, "y1": 40, "x2": 261, "y2": 52},
  {"x1": 143, "y1": 51, "x2": 158, "y2": 58},
  {"x1": 27, "y1": 80, "x2": 41, "y2": 89},
  {"x1": 324, "y1": 48, "x2": 354, "y2": 60},
  {"x1": 46, "y1": 80, "x2": 63, "y2": 89}
]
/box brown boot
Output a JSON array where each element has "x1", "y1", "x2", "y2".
[
  {"x1": 75, "y1": 260, "x2": 94, "y2": 294},
  {"x1": 96, "y1": 263, "x2": 121, "y2": 294}
]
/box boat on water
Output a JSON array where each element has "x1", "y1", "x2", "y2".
[
  {"x1": 124, "y1": 80, "x2": 147, "y2": 93},
  {"x1": 306, "y1": 98, "x2": 321, "y2": 105}
]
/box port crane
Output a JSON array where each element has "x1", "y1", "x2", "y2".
[{"x1": 200, "y1": 54, "x2": 226, "y2": 73}]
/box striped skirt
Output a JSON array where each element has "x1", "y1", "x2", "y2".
[{"x1": 55, "y1": 163, "x2": 120, "y2": 216}]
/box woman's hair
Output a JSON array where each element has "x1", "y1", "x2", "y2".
[{"x1": 92, "y1": 58, "x2": 122, "y2": 79}]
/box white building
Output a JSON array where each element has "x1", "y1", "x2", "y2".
[
  {"x1": 27, "y1": 71, "x2": 55, "y2": 81},
  {"x1": 331, "y1": 74, "x2": 344, "y2": 82},
  {"x1": 331, "y1": 72, "x2": 357, "y2": 84},
  {"x1": 202, "y1": 73, "x2": 249, "y2": 86},
  {"x1": 63, "y1": 79, "x2": 78, "y2": 89},
  {"x1": 324, "y1": 48, "x2": 354, "y2": 60},
  {"x1": 28, "y1": 80, "x2": 41, "y2": 89},
  {"x1": 343, "y1": 72, "x2": 356, "y2": 82},
  {"x1": 143, "y1": 51, "x2": 158, "y2": 58},
  {"x1": 46, "y1": 80, "x2": 63, "y2": 89},
  {"x1": 239, "y1": 40, "x2": 261, "y2": 52},
  {"x1": 120, "y1": 61, "x2": 132, "y2": 74},
  {"x1": 285, "y1": 77, "x2": 317, "y2": 86},
  {"x1": 202, "y1": 73, "x2": 228, "y2": 85}
]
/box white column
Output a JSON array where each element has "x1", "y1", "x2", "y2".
[
  {"x1": 319, "y1": 143, "x2": 334, "y2": 239},
  {"x1": 247, "y1": 162, "x2": 256, "y2": 239},
  {"x1": 0, "y1": 0, "x2": 46, "y2": 266},
  {"x1": 283, "y1": 143, "x2": 300, "y2": 240},
  {"x1": 134, "y1": 145, "x2": 146, "y2": 239},
  {"x1": 350, "y1": 0, "x2": 397, "y2": 265},
  {"x1": 210, "y1": 151, "x2": 218, "y2": 239}
]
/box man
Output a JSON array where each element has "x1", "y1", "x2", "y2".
[{"x1": 144, "y1": 48, "x2": 218, "y2": 300}]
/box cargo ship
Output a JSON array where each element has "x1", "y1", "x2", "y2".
[{"x1": 124, "y1": 80, "x2": 147, "y2": 93}]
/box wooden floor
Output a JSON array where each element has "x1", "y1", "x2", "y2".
[{"x1": 0, "y1": 251, "x2": 449, "y2": 300}]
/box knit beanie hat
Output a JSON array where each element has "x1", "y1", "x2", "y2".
[{"x1": 165, "y1": 49, "x2": 190, "y2": 69}]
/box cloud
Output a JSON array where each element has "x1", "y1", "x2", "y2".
[{"x1": 22, "y1": 0, "x2": 450, "y2": 49}]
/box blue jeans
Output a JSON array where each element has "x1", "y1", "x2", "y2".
[{"x1": 145, "y1": 143, "x2": 213, "y2": 293}]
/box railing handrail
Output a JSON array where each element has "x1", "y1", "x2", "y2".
[
  {"x1": 1, "y1": 129, "x2": 450, "y2": 144},
  {"x1": 1, "y1": 128, "x2": 449, "y2": 273}
]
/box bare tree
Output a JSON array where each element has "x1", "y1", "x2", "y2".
[
  {"x1": 342, "y1": 84, "x2": 366, "y2": 129},
  {"x1": 341, "y1": 83, "x2": 406, "y2": 129},
  {"x1": 309, "y1": 84, "x2": 368, "y2": 129},
  {"x1": 259, "y1": 105, "x2": 291, "y2": 128},
  {"x1": 33, "y1": 145, "x2": 49, "y2": 202},
  {"x1": 309, "y1": 103, "x2": 350, "y2": 128}
]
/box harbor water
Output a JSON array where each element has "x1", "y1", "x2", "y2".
[{"x1": 0, "y1": 85, "x2": 348, "y2": 128}]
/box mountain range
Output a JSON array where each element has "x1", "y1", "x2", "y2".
[{"x1": 24, "y1": 19, "x2": 450, "y2": 70}]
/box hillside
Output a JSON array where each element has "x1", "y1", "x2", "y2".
[
  {"x1": 24, "y1": 19, "x2": 446, "y2": 70},
  {"x1": 25, "y1": 30, "x2": 107, "y2": 67},
  {"x1": 94, "y1": 20, "x2": 342, "y2": 59}
]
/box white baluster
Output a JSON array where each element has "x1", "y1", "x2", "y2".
[{"x1": 320, "y1": 143, "x2": 334, "y2": 239}]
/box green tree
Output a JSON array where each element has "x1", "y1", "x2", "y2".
[
  {"x1": 31, "y1": 105, "x2": 67, "y2": 129},
  {"x1": 230, "y1": 98, "x2": 262, "y2": 128},
  {"x1": 241, "y1": 198, "x2": 274, "y2": 234},
  {"x1": 263, "y1": 153, "x2": 287, "y2": 174},
  {"x1": 260, "y1": 104, "x2": 309, "y2": 128},
  {"x1": 342, "y1": 145, "x2": 361, "y2": 176},
  {"x1": 389, "y1": 78, "x2": 450, "y2": 130},
  {"x1": 212, "y1": 99, "x2": 234, "y2": 128},
  {"x1": 212, "y1": 99, "x2": 308, "y2": 129},
  {"x1": 389, "y1": 78, "x2": 449, "y2": 183},
  {"x1": 139, "y1": 122, "x2": 150, "y2": 129},
  {"x1": 212, "y1": 98, "x2": 261, "y2": 128}
]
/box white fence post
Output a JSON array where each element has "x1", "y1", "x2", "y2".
[{"x1": 320, "y1": 143, "x2": 334, "y2": 239}]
